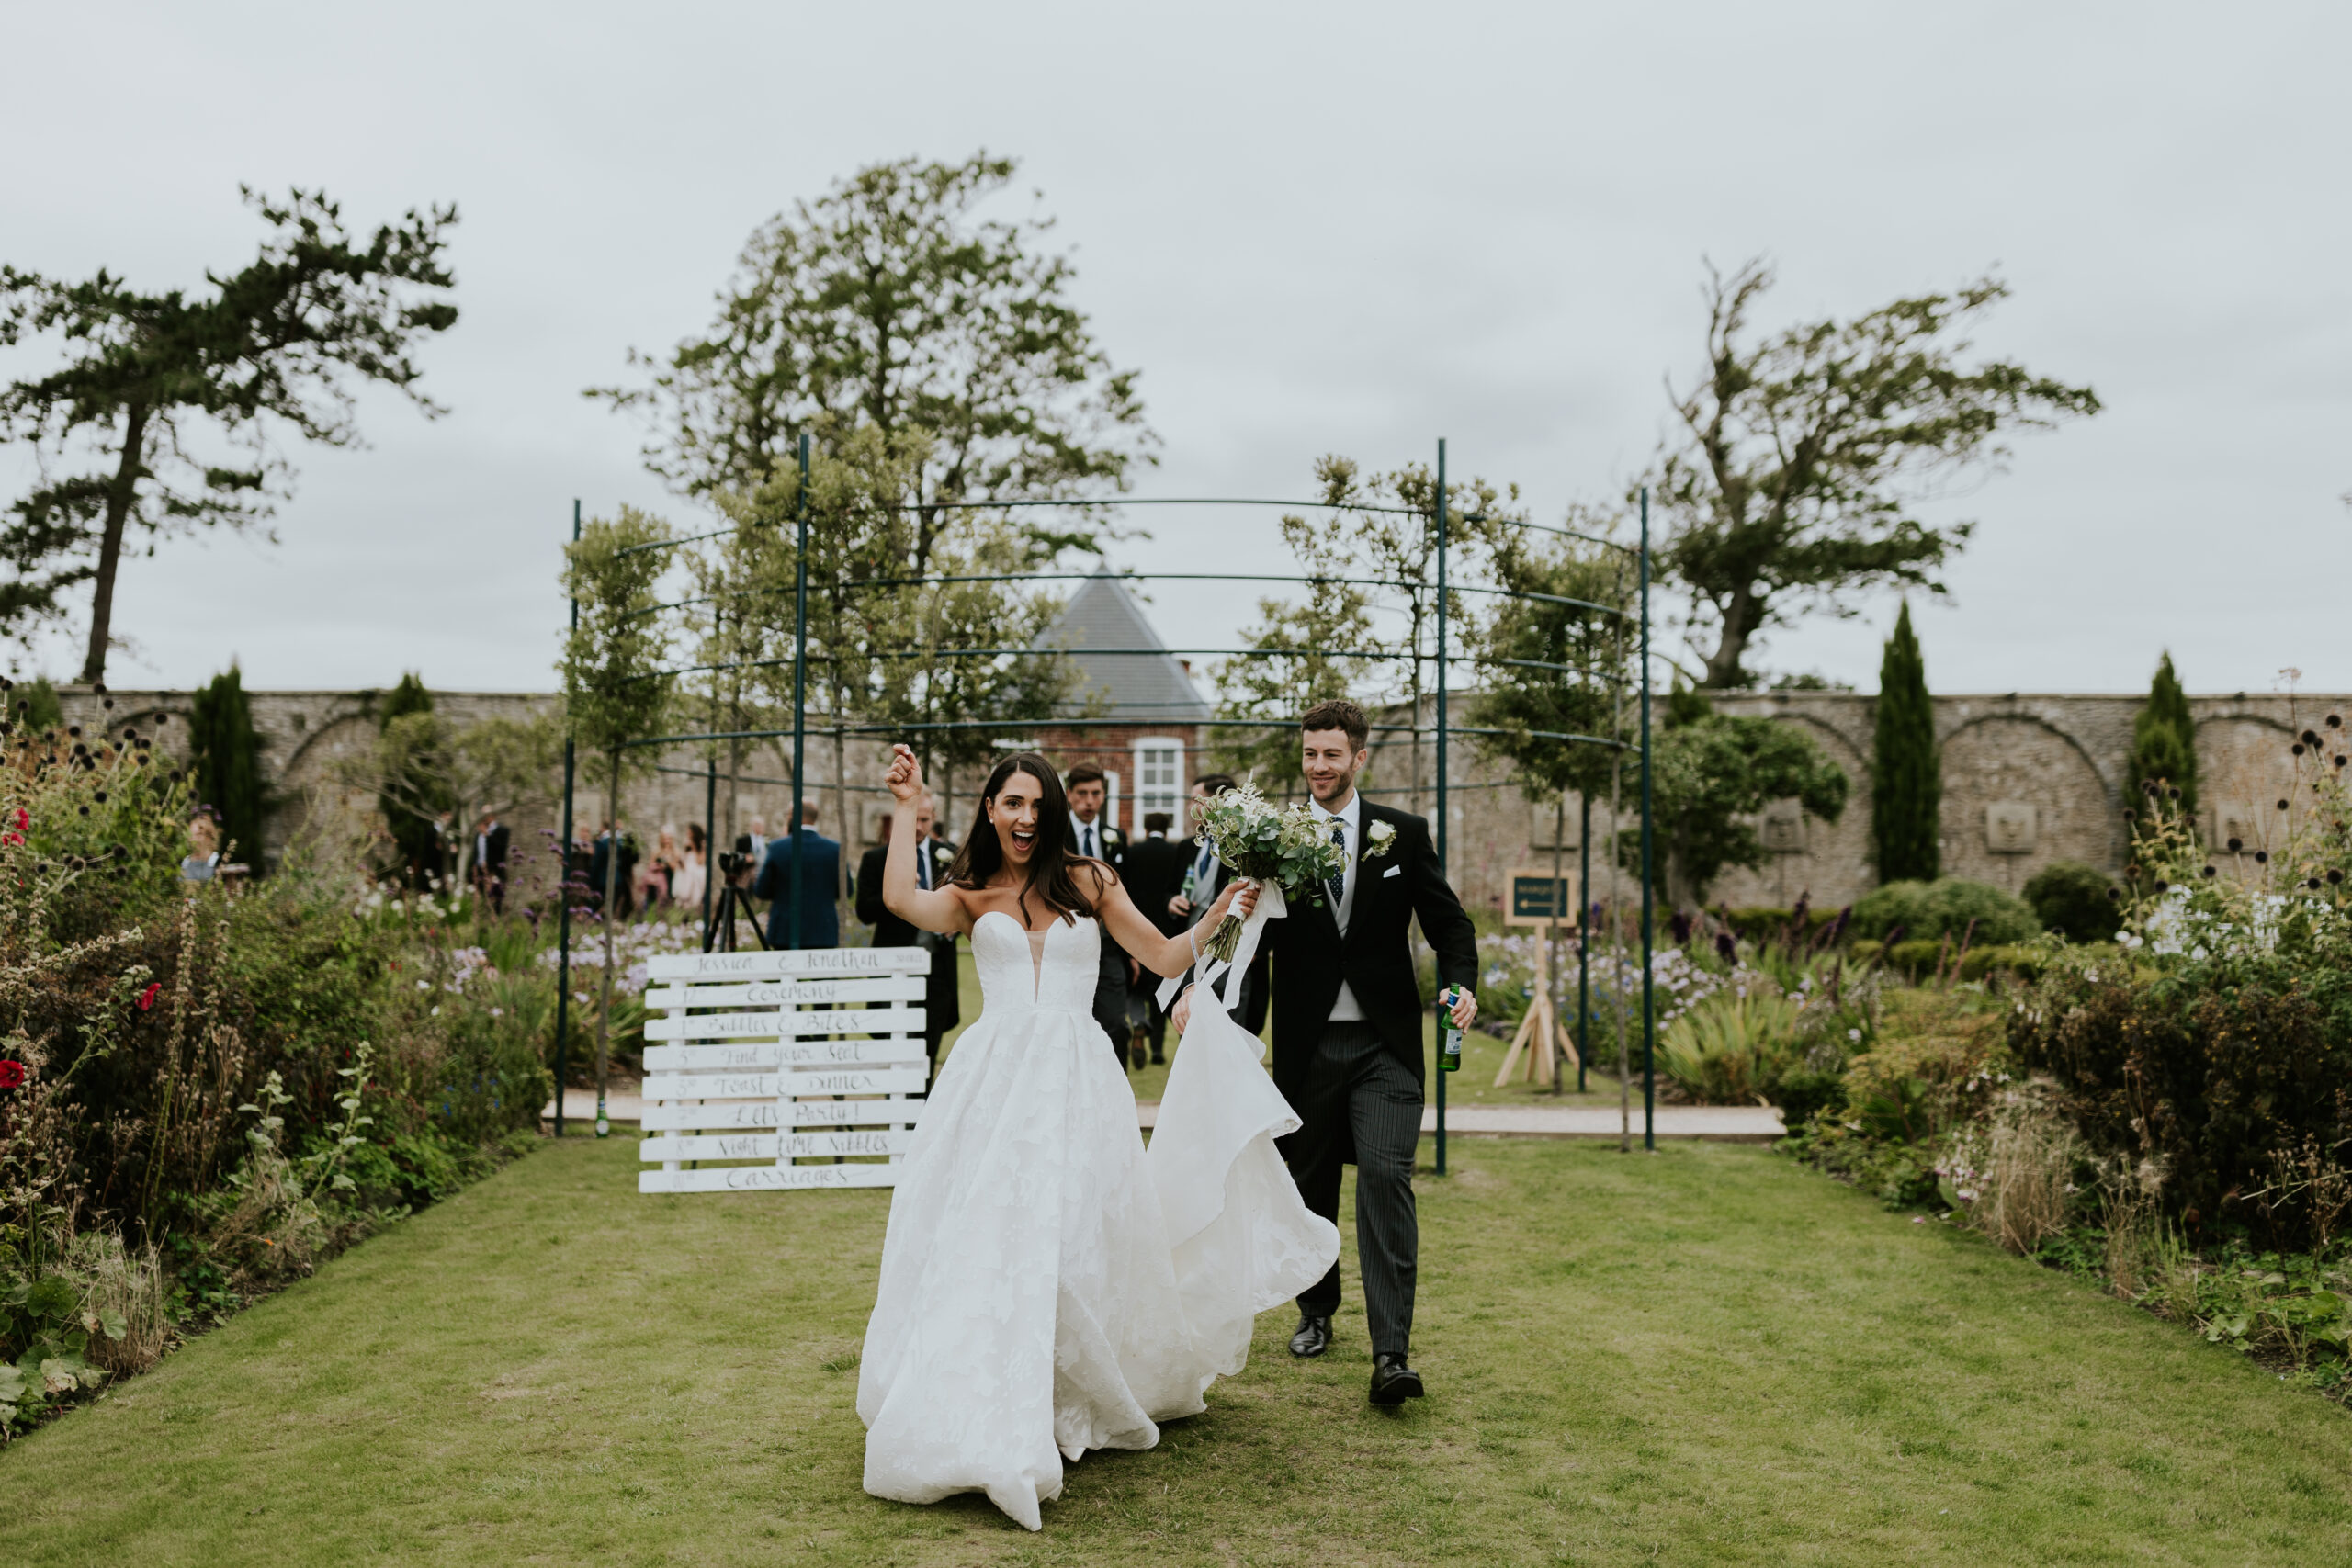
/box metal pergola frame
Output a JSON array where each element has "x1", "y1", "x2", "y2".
[{"x1": 552, "y1": 440, "x2": 1663, "y2": 1158}]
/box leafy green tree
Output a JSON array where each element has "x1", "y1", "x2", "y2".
[
  {"x1": 594, "y1": 152, "x2": 1153, "y2": 570},
  {"x1": 374, "y1": 673, "x2": 447, "y2": 886},
  {"x1": 16, "y1": 677, "x2": 62, "y2": 735},
  {"x1": 188, "y1": 665, "x2": 266, "y2": 873},
  {"x1": 0, "y1": 188, "x2": 458, "y2": 681},
  {"x1": 2128, "y1": 652, "x2": 2197, "y2": 822},
  {"x1": 1468, "y1": 513, "x2": 1634, "y2": 803},
  {"x1": 1655, "y1": 260, "x2": 2098, "y2": 689},
  {"x1": 1872, "y1": 602, "x2": 1939, "y2": 883},
  {"x1": 560, "y1": 508, "x2": 674, "y2": 1128},
  {"x1": 345, "y1": 704, "x2": 560, "y2": 894},
  {"x1": 1640, "y1": 687, "x2": 1848, "y2": 905},
  {"x1": 1220, "y1": 456, "x2": 1513, "y2": 807}
]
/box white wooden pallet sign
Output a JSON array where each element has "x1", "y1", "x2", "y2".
[{"x1": 638, "y1": 946, "x2": 931, "y2": 1195}]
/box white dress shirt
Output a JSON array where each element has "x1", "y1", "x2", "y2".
[
  {"x1": 1070, "y1": 811, "x2": 1104, "y2": 861},
  {"x1": 1313, "y1": 790, "x2": 1365, "y2": 1021}
]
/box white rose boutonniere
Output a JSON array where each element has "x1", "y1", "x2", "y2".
[{"x1": 1364, "y1": 819, "x2": 1397, "y2": 860}]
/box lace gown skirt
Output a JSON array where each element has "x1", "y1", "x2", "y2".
[{"x1": 857, "y1": 911, "x2": 1336, "y2": 1531}]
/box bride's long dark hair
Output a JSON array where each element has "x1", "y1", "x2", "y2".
[{"x1": 947, "y1": 751, "x2": 1106, "y2": 928}]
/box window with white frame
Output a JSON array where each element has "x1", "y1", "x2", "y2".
[{"x1": 1132, "y1": 739, "x2": 1184, "y2": 835}]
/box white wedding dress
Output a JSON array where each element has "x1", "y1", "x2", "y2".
[{"x1": 857, "y1": 910, "x2": 1338, "y2": 1530}]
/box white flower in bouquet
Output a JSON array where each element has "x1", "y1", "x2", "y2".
[{"x1": 1191, "y1": 781, "x2": 1349, "y2": 964}]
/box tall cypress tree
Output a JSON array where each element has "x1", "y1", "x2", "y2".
[
  {"x1": 189, "y1": 666, "x2": 266, "y2": 873},
  {"x1": 1872, "y1": 602, "x2": 1939, "y2": 883},
  {"x1": 377, "y1": 672, "x2": 447, "y2": 885},
  {"x1": 2128, "y1": 652, "x2": 2197, "y2": 822}
]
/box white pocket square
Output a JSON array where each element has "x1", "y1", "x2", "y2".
[{"x1": 1382, "y1": 864, "x2": 1402, "y2": 878}]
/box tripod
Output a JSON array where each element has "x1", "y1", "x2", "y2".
[{"x1": 704, "y1": 879, "x2": 769, "y2": 953}]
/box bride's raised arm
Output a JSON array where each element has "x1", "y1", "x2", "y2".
[
  {"x1": 879, "y1": 745, "x2": 969, "y2": 935},
  {"x1": 1091, "y1": 868, "x2": 1255, "y2": 978}
]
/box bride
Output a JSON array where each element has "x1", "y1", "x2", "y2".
[{"x1": 859, "y1": 746, "x2": 1340, "y2": 1530}]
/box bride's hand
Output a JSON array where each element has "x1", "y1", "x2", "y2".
[
  {"x1": 884, "y1": 744, "x2": 924, "y2": 805},
  {"x1": 1206, "y1": 877, "x2": 1258, "y2": 923}
]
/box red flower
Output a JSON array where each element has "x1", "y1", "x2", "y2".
[
  {"x1": 11, "y1": 808, "x2": 25, "y2": 831},
  {"x1": 137, "y1": 982, "x2": 162, "y2": 1011},
  {"x1": 0, "y1": 1060, "x2": 25, "y2": 1092}
]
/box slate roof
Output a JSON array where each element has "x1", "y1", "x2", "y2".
[{"x1": 1033, "y1": 569, "x2": 1212, "y2": 723}]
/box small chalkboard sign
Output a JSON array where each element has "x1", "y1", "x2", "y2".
[{"x1": 1506, "y1": 866, "x2": 1580, "y2": 930}]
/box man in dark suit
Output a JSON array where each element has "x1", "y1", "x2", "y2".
[
  {"x1": 471, "y1": 812, "x2": 511, "y2": 914},
  {"x1": 855, "y1": 791, "x2": 960, "y2": 1073},
  {"x1": 1176, "y1": 699, "x2": 1477, "y2": 1406},
  {"x1": 1122, "y1": 810, "x2": 1191, "y2": 1065},
  {"x1": 1063, "y1": 762, "x2": 1132, "y2": 1070},
  {"x1": 589, "y1": 821, "x2": 638, "y2": 919},
  {"x1": 754, "y1": 802, "x2": 841, "y2": 948}
]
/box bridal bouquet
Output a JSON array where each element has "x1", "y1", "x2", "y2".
[{"x1": 1193, "y1": 780, "x2": 1349, "y2": 964}]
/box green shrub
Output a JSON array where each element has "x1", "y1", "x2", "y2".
[
  {"x1": 1721, "y1": 906, "x2": 1847, "y2": 946},
  {"x1": 1958, "y1": 944, "x2": 2047, "y2": 983},
  {"x1": 2024, "y1": 859, "x2": 2120, "y2": 944},
  {"x1": 1849, "y1": 877, "x2": 2037, "y2": 946},
  {"x1": 1658, "y1": 989, "x2": 1802, "y2": 1104},
  {"x1": 2014, "y1": 954, "x2": 2352, "y2": 1249},
  {"x1": 1887, "y1": 938, "x2": 1945, "y2": 976}
]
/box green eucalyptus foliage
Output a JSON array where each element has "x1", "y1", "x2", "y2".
[
  {"x1": 1872, "y1": 602, "x2": 1939, "y2": 883},
  {"x1": 188, "y1": 666, "x2": 266, "y2": 873},
  {"x1": 2129, "y1": 652, "x2": 2198, "y2": 821}
]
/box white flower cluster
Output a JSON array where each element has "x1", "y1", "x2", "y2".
[{"x1": 537, "y1": 919, "x2": 701, "y2": 997}]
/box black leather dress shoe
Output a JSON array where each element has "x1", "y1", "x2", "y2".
[
  {"x1": 1288, "y1": 1314, "x2": 1332, "y2": 1358},
  {"x1": 1369, "y1": 1351, "x2": 1424, "y2": 1405}
]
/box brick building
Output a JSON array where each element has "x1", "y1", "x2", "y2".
[{"x1": 1021, "y1": 569, "x2": 1211, "y2": 835}]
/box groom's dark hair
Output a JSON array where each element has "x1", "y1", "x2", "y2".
[{"x1": 1300, "y1": 698, "x2": 1369, "y2": 751}]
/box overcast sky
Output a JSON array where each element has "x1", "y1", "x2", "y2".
[{"x1": 5, "y1": 0, "x2": 2346, "y2": 698}]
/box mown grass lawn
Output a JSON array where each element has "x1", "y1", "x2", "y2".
[{"x1": 4, "y1": 1133, "x2": 2347, "y2": 1565}]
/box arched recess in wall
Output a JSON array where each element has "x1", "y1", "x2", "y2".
[
  {"x1": 1706, "y1": 711, "x2": 1878, "y2": 911},
  {"x1": 1939, "y1": 711, "x2": 2121, "y2": 890},
  {"x1": 276, "y1": 710, "x2": 388, "y2": 863},
  {"x1": 2194, "y1": 712, "x2": 2302, "y2": 852}
]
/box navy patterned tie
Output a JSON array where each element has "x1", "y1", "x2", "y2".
[{"x1": 1327, "y1": 821, "x2": 1348, "y2": 918}]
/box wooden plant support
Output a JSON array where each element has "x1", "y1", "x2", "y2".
[{"x1": 1493, "y1": 864, "x2": 1583, "y2": 1089}]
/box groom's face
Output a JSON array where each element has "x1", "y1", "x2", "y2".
[{"x1": 1301, "y1": 728, "x2": 1369, "y2": 807}]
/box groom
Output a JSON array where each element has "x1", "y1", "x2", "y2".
[{"x1": 1178, "y1": 698, "x2": 1477, "y2": 1404}]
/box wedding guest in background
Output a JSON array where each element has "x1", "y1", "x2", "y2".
[
  {"x1": 1064, "y1": 762, "x2": 1133, "y2": 1070},
  {"x1": 673, "y1": 823, "x2": 708, "y2": 911},
  {"x1": 755, "y1": 801, "x2": 840, "y2": 948},
  {"x1": 855, "y1": 791, "x2": 959, "y2": 1075},
  {"x1": 642, "y1": 824, "x2": 681, "y2": 909},
  {"x1": 472, "y1": 810, "x2": 511, "y2": 913},
  {"x1": 1123, "y1": 809, "x2": 1190, "y2": 1066},
  {"x1": 181, "y1": 812, "x2": 221, "y2": 883},
  {"x1": 746, "y1": 816, "x2": 770, "y2": 863},
  {"x1": 590, "y1": 819, "x2": 639, "y2": 919}
]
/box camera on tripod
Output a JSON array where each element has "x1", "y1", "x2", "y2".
[{"x1": 716, "y1": 833, "x2": 756, "y2": 879}]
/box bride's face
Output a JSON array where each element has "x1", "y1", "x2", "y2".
[{"x1": 986, "y1": 769, "x2": 1048, "y2": 867}]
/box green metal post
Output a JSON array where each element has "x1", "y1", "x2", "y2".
[
  {"x1": 788, "y1": 433, "x2": 811, "y2": 950},
  {"x1": 1638, "y1": 488, "x2": 1655, "y2": 1151},
  {"x1": 552, "y1": 500, "x2": 581, "y2": 1136},
  {"x1": 1577, "y1": 789, "x2": 1591, "y2": 1094},
  {"x1": 1433, "y1": 438, "x2": 1449, "y2": 1177},
  {"x1": 701, "y1": 755, "x2": 718, "y2": 942}
]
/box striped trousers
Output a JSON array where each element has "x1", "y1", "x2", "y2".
[{"x1": 1284, "y1": 1020, "x2": 1420, "y2": 1357}]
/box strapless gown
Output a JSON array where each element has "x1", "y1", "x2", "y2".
[{"x1": 857, "y1": 910, "x2": 1339, "y2": 1530}]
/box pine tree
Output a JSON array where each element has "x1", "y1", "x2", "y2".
[
  {"x1": 189, "y1": 666, "x2": 266, "y2": 874},
  {"x1": 2128, "y1": 652, "x2": 2197, "y2": 822},
  {"x1": 1872, "y1": 602, "x2": 1939, "y2": 883}
]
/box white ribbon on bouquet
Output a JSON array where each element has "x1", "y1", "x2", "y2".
[{"x1": 1157, "y1": 879, "x2": 1284, "y2": 1055}]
